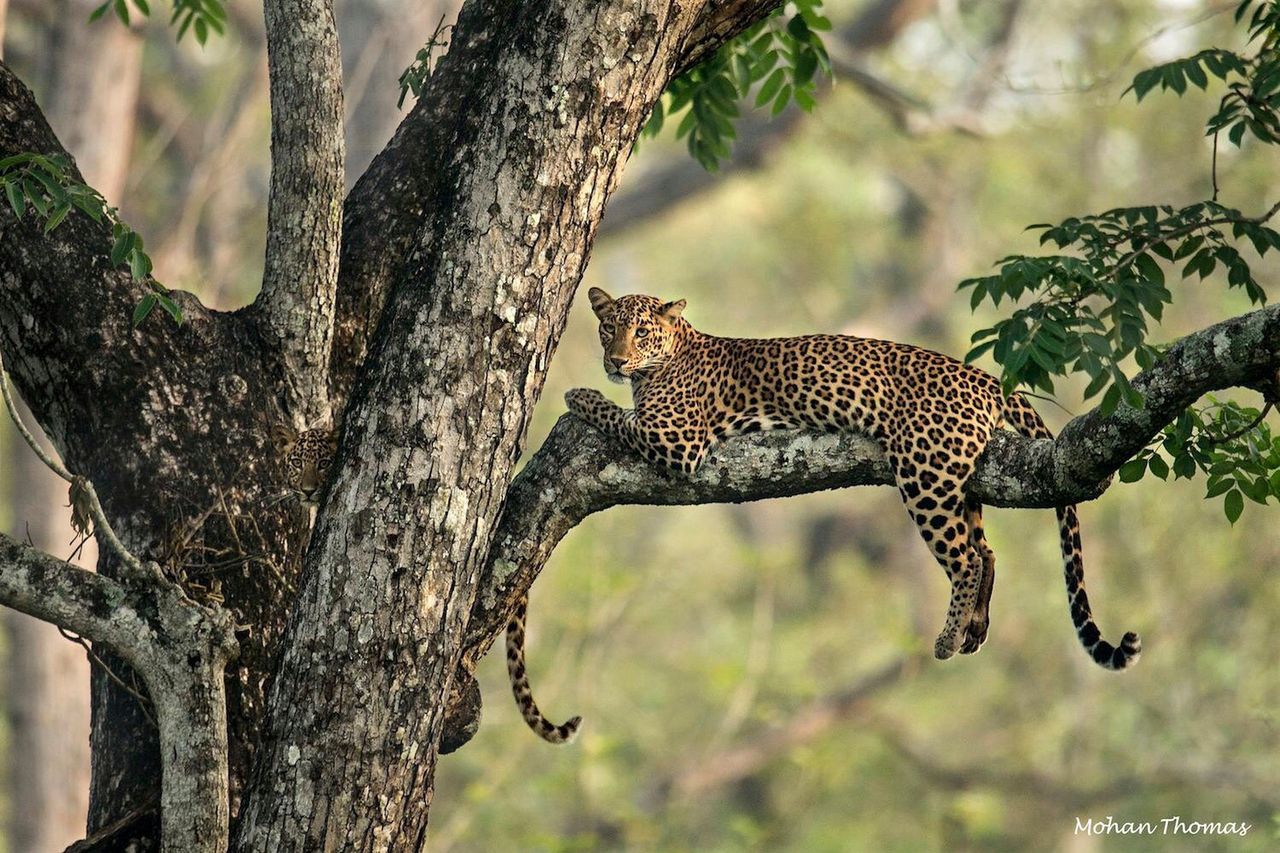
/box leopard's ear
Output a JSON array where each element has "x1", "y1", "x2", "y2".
[
  {"x1": 587, "y1": 287, "x2": 614, "y2": 318},
  {"x1": 660, "y1": 298, "x2": 686, "y2": 320},
  {"x1": 270, "y1": 424, "x2": 298, "y2": 452}
]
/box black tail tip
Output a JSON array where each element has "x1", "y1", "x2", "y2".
[
  {"x1": 556, "y1": 715, "x2": 584, "y2": 744},
  {"x1": 1091, "y1": 631, "x2": 1142, "y2": 670}
]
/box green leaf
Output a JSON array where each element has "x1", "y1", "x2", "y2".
[
  {"x1": 43, "y1": 202, "x2": 72, "y2": 233},
  {"x1": 1205, "y1": 477, "x2": 1234, "y2": 498},
  {"x1": 155, "y1": 291, "x2": 184, "y2": 324},
  {"x1": 1148, "y1": 454, "x2": 1170, "y2": 480},
  {"x1": 1243, "y1": 475, "x2": 1270, "y2": 504},
  {"x1": 786, "y1": 14, "x2": 811, "y2": 42},
  {"x1": 1172, "y1": 453, "x2": 1196, "y2": 479},
  {"x1": 756, "y1": 68, "x2": 785, "y2": 107},
  {"x1": 113, "y1": 0, "x2": 129, "y2": 25},
  {"x1": 5, "y1": 181, "x2": 23, "y2": 218},
  {"x1": 110, "y1": 230, "x2": 135, "y2": 266},
  {"x1": 1099, "y1": 383, "x2": 1122, "y2": 418},
  {"x1": 1223, "y1": 488, "x2": 1244, "y2": 524},
  {"x1": 1185, "y1": 58, "x2": 1208, "y2": 89},
  {"x1": 132, "y1": 293, "x2": 158, "y2": 327},
  {"x1": 128, "y1": 248, "x2": 152, "y2": 280},
  {"x1": 794, "y1": 50, "x2": 818, "y2": 86},
  {"x1": 1134, "y1": 252, "x2": 1164, "y2": 286},
  {"x1": 1119, "y1": 458, "x2": 1148, "y2": 483},
  {"x1": 771, "y1": 84, "x2": 792, "y2": 116}
]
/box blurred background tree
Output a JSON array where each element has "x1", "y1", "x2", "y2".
[{"x1": 1, "y1": 0, "x2": 1277, "y2": 850}]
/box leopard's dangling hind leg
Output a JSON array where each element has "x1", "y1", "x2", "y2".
[
  {"x1": 959, "y1": 499, "x2": 995, "y2": 655},
  {"x1": 892, "y1": 455, "x2": 982, "y2": 660},
  {"x1": 506, "y1": 596, "x2": 582, "y2": 744}
]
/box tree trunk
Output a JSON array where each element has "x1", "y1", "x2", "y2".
[
  {"x1": 233, "y1": 2, "x2": 775, "y2": 846},
  {"x1": 0, "y1": 61, "x2": 315, "y2": 843},
  {"x1": 3, "y1": 6, "x2": 139, "y2": 846}
]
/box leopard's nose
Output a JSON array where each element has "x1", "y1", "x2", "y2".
[{"x1": 609, "y1": 357, "x2": 626, "y2": 369}]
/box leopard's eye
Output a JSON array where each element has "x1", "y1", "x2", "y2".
[
  {"x1": 635, "y1": 327, "x2": 650, "y2": 338},
  {"x1": 601, "y1": 323, "x2": 615, "y2": 335},
  {"x1": 318, "y1": 459, "x2": 330, "y2": 471},
  {"x1": 289, "y1": 456, "x2": 303, "y2": 470}
]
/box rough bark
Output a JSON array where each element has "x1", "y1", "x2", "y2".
[
  {"x1": 0, "y1": 59, "x2": 312, "y2": 841},
  {"x1": 234, "y1": 2, "x2": 782, "y2": 847},
  {"x1": 3, "y1": 10, "x2": 138, "y2": 846},
  {"x1": 252, "y1": 0, "x2": 345, "y2": 425},
  {"x1": 0, "y1": 532, "x2": 238, "y2": 851}
]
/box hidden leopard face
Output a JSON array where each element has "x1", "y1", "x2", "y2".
[{"x1": 273, "y1": 426, "x2": 336, "y2": 505}]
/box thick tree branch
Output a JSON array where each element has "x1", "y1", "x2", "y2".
[
  {"x1": 253, "y1": 0, "x2": 345, "y2": 425},
  {"x1": 0, "y1": 532, "x2": 237, "y2": 853},
  {"x1": 458, "y1": 301, "x2": 1280, "y2": 686},
  {"x1": 680, "y1": 0, "x2": 783, "y2": 74}
]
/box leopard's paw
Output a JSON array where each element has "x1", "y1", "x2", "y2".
[
  {"x1": 934, "y1": 629, "x2": 960, "y2": 661},
  {"x1": 565, "y1": 388, "x2": 607, "y2": 418}
]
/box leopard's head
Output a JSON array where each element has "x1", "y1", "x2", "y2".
[
  {"x1": 272, "y1": 426, "x2": 337, "y2": 505},
  {"x1": 586, "y1": 287, "x2": 687, "y2": 383}
]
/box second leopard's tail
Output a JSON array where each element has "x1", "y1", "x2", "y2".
[
  {"x1": 1002, "y1": 394, "x2": 1142, "y2": 670},
  {"x1": 507, "y1": 595, "x2": 582, "y2": 743}
]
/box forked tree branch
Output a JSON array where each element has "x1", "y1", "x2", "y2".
[
  {"x1": 457, "y1": 301, "x2": 1280, "y2": 685},
  {"x1": 254, "y1": 0, "x2": 346, "y2": 425},
  {"x1": 0, "y1": 530, "x2": 238, "y2": 853}
]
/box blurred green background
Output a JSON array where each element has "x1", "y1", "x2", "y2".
[{"x1": 3, "y1": 0, "x2": 1279, "y2": 851}]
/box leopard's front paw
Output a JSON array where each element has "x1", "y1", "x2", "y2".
[{"x1": 565, "y1": 388, "x2": 608, "y2": 419}]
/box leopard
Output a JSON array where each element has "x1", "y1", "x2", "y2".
[
  {"x1": 508, "y1": 286, "x2": 1141, "y2": 744},
  {"x1": 272, "y1": 425, "x2": 337, "y2": 506}
]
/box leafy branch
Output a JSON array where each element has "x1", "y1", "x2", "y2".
[
  {"x1": 639, "y1": 0, "x2": 832, "y2": 170},
  {"x1": 89, "y1": 0, "x2": 227, "y2": 45},
  {"x1": 962, "y1": 0, "x2": 1280, "y2": 522},
  {"x1": 0, "y1": 154, "x2": 182, "y2": 326},
  {"x1": 397, "y1": 15, "x2": 452, "y2": 109}
]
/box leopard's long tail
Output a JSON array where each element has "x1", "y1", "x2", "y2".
[
  {"x1": 1002, "y1": 394, "x2": 1142, "y2": 670},
  {"x1": 507, "y1": 595, "x2": 582, "y2": 743}
]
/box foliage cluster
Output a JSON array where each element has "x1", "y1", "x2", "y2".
[
  {"x1": 956, "y1": 0, "x2": 1280, "y2": 522},
  {"x1": 639, "y1": 0, "x2": 832, "y2": 170},
  {"x1": 90, "y1": 0, "x2": 227, "y2": 44},
  {"x1": 0, "y1": 153, "x2": 182, "y2": 325}
]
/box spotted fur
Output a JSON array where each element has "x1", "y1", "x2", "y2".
[
  {"x1": 506, "y1": 599, "x2": 582, "y2": 744},
  {"x1": 511, "y1": 292, "x2": 1142, "y2": 745},
  {"x1": 274, "y1": 426, "x2": 336, "y2": 505},
  {"x1": 547, "y1": 288, "x2": 1138, "y2": 678}
]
